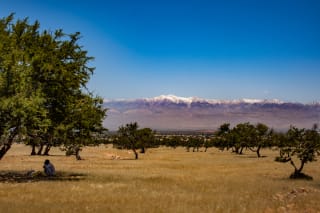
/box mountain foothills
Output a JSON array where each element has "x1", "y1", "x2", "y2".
[{"x1": 104, "y1": 95, "x2": 320, "y2": 131}]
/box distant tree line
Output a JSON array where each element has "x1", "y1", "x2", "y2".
[{"x1": 111, "y1": 122, "x2": 320, "y2": 179}]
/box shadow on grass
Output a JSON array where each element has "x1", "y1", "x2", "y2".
[
  {"x1": 234, "y1": 154, "x2": 268, "y2": 158},
  {"x1": 273, "y1": 174, "x2": 314, "y2": 182},
  {"x1": 248, "y1": 155, "x2": 267, "y2": 158},
  {"x1": 289, "y1": 172, "x2": 313, "y2": 180},
  {"x1": 0, "y1": 170, "x2": 86, "y2": 183}
]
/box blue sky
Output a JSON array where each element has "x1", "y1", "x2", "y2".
[{"x1": 1, "y1": 0, "x2": 320, "y2": 103}]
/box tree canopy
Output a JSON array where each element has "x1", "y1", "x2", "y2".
[
  {"x1": 275, "y1": 125, "x2": 320, "y2": 179},
  {"x1": 0, "y1": 14, "x2": 106, "y2": 159},
  {"x1": 114, "y1": 122, "x2": 156, "y2": 159}
]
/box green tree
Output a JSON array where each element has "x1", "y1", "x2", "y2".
[
  {"x1": 231, "y1": 123, "x2": 255, "y2": 155},
  {"x1": 0, "y1": 14, "x2": 50, "y2": 159},
  {"x1": 58, "y1": 94, "x2": 107, "y2": 160},
  {"x1": 136, "y1": 128, "x2": 157, "y2": 153},
  {"x1": 214, "y1": 122, "x2": 273, "y2": 157},
  {"x1": 115, "y1": 122, "x2": 156, "y2": 160},
  {"x1": 161, "y1": 135, "x2": 183, "y2": 149},
  {"x1": 0, "y1": 14, "x2": 106, "y2": 159},
  {"x1": 275, "y1": 125, "x2": 320, "y2": 179},
  {"x1": 203, "y1": 138, "x2": 214, "y2": 152},
  {"x1": 186, "y1": 136, "x2": 204, "y2": 152},
  {"x1": 115, "y1": 122, "x2": 139, "y2": 159},
  {"x1": 214, "y1": 123, "x2": 232, "y2": 151},
  {"x1": 248, "y1": 123, "x2": 273, "y2": 158},
  {"x1": 30, "y1": 29, "x2": 97, "y2": 155}
]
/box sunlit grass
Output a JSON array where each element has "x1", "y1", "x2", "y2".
[{"x1": 1, "y1": 144, "x2": 320, "y2": 212}]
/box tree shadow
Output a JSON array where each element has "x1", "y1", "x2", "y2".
[
  {"x1": 272, "y1": 174, "x2": 313, "y2": 182},
  {"x1": 247, "y1": 155, "x2": 268, "y2": 158},
  {"x1": 234, "y1": 154, "x2": 268, "y2": 159},
  {"x1": 289, "y1": 172, "x2": 313, "y2": 180},
  {"x1": 0, "y1": 170, "x2": 86, "y2": 183}
]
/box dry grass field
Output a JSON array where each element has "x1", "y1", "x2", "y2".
[{"x1": 1, "y1": 144, "x2": 320, "y2": 213}]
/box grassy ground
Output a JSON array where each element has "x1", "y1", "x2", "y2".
[{"x1": 1, "y1": 144, "x2": 320, "y2": 213}]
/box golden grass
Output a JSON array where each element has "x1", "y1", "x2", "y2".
[{"x1": 1, "y1": 144, "x2": 320, "y2": 213}]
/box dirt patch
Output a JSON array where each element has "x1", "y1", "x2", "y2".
[
  {"x1": 272, "y1": 187, "x2": 320, "y2": 212},
  {"x1": 273, "y1": 187, "x2": 319, "y2": 202}
]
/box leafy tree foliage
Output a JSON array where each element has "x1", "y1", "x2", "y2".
[
  {"x1": 136, "y1": 127, "x2": 157, "y2": 153},
  {"x1": 275, "y1": 125, "x2": 320, "y2": 179},
  {"x1": 214, "y1": 122, "x2": 273, "y2": 157},
  {"x1": 185, "y1": 136, "x2": 204, "y2": 152},
  {"x1": 114, "y1": 122, "x2": 156, "y2": 159},
  {"x1": 213, "y1": 123, "x2": 232, "y2": 151},
  {"x1": 0, "y1": 14, "x2": 106, "y2": 159},
  {"x1": 247, "y1": 123, "x2": 273, "y2": 157},
  {"x1": 203, "y1": 138, "x2": 214, "y2": 152},
  {"x1": 231, "y1": 123, "x2": 255, "y2": 154},
  {"x1": 214, "y1": 123, "x2": 249, "y2": 154},
  {"x1": 0, "y1": 14, "x2": 49, "y2": 159},
  {"x1": 58, "y1": 94, "x2": 107, "y2": 159},
  {"x1": 161, "y1": 136, "x2": 183, "y2": 149}
]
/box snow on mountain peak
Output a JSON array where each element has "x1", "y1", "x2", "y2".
[
  {"x1": 146, "y1": 94, "x2": 197, "y2": 104},
  {"x1": 144, "y1": 95, "x2": 283, "y2": 105},
  {"x1": 104, "y1": 95, "x2": 285, "y2": 105}
]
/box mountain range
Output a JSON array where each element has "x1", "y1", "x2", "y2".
[{"x1": 103, "y1": 95, "x2": 320, "y2": 131}]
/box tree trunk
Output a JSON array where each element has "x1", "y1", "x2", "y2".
[
  {"x1": 232, "y1": 147, "x2": 236, "y2": 153},
  {"x1": 288, "y1": 159, "x2": 310, "y2": 179},
  {"x1": 0, "y1": 143, "x2": 11, "y2": 160},
  {"x1": 140, "y1": 147, "x2": 145, "y2": 153},
  {"x1": 234, "y1": 146, "x2": 241, "y2": 154},
  {"x1": 0, "y1": 131, "x2": 17, "y2": 160},
  {"x1": 37, "y1": 144, "x2": 44, "y2": 155},
  {"x1": 290, "y1": 159, "x2": 306, "y2": 175},
  {"x1": 239, "y1": 147, "x2": 244, "y2": 154},
  {"x1": 31, "y1": 145, "x2": 36, "y2": 155},
  {"x1": 256, "y1": 146, "x2": 261, "y2": 158},
  {"x1": 133, "y1": 148, "x2": 138, "y2": 159},
  {"x1": 43, "y1": 145, "x2": 51, "y2": 155},
  {"x1": 204, "y1": 147, "x2": 208, "y2": 152},
  {"x1": 75, "y1": 148, "x2": 82, "y2": 160},
  {"x1": 296, "y1": 160, "x2": 305, "y2": 174}
]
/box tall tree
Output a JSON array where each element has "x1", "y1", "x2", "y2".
[
  {"x1": 0, "y1": 14, "x2": 106, "y2": 159},
  {"x1": 0, "y1": 14, "x2": 49, "y2": 159}
]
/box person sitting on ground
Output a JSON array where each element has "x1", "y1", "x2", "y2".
[{"x1": 43, "y1": 159, "x2": 55, "y2": 176}]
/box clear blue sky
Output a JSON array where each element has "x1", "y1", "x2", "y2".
[{"x1": 1, "y1": 0, "x2": 320, "y2": 103}]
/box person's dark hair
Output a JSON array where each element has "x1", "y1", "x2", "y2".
[{"x1": 44, "y1": 159, "x2": 50, "y2": 165}]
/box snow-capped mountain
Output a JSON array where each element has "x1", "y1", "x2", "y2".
[
  {"x1": 105, "y1": 94, "x2": 284, "y2": 105},
  {"x1": 146, "y1": 94, "x2": 285, "y2": 105},
  {"x1": 103, "y1": 95, "x2": 320, "y2": 131}
]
